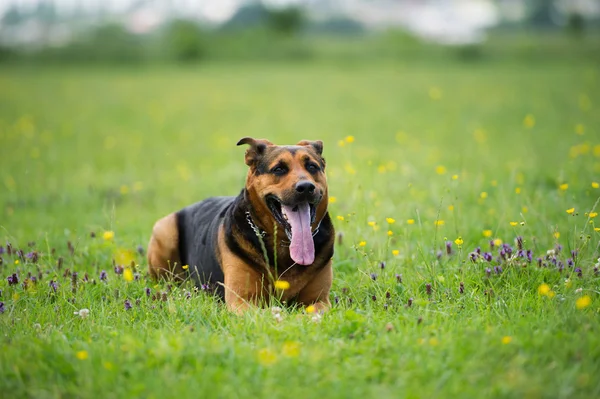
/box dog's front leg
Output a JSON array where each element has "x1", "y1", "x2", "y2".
[
  {"x1": 222, "y1": 263, "x2": 267, "y2": 314},
  {"x1": 297, "y1": 261, "x2": 333, "y2": 313}
]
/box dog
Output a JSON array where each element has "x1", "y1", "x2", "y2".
[{"x1": 147, "y1": 137, "x2": 335, "y2": 313}]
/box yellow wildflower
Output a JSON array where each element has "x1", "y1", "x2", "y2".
[
  {"x1": 447, "y1": 205, "x2": 454, "y2": 211},
  {"x1": 103, "y1": 362, "x2": 113, "y2": 370},
  {"x1": 428, "y1": 337, "x2": 439, "y2": 346},
  {"x1": 387, "y1": 230, "x2": 393, "y2": 237},
  {"x1": 274, "y1": 280, "x2": 290, "y2": 290},
  {"x1": 282, "y1": 342, "x2": 300, "y2": 357},
  {"x1": 123, "y1": 268, "x2": 134, "y2": 282},
  {"x1": 336, "y1": 215, "x2": 344, "y2": 221},
  {"x1": 592, "y1": 182, "x2": 599, "y2": 189},
  {"x1": 454, "y1": 237, "x2": 464, "y2": 246},
  {"x1": 452, "y1": 174, "x2": 459, "y2": 180},
  {"x1": 483, "y1": 230, "x2": 492, "y2": 238},
  {"x1": 501, "y1": 336, "x2": 512, "y2": 345},
  {"x1": 328, "y1": 196, "x2": 337, "y2": 204},
  {"x1": 358, "y1": 241, "x2": 366, "y2": 247},
  {"x1": 575, "y1": 124, "x2": 585, "y2": 135},
  {"x1": 103, "y1": 231, "x2": 115, "y2": 241},
  {"x1": 392, "y1": 250, "x2": 400, "y2": 256},
  {"x1": 538, "y1": 283, "x2": 550, "y2": 296},
  {"x1": 434, "y1": 220, "x2": 445, "y2": 227},
  {"x1": 368, "y1": 221, "x2": 376, "y2": 227},
  {"x1": 553, "y1": 232, "x2": 560, "y2": 239},
  {"x1": 119, "y1": 185, "x2": 129, "y2": 195},
  {"x1": 589, "y1": 212, "x2": 598, "y2": 218},
  {"x1": 510, "y1": 221, "x2": 518, "y2": 226},
  {"x1": 182, "y1": 265, "x2": 189, "y2": 270},
  {"x1": 76, "y1": 351, "x2": 89, "y2": 360},
  {"x1": 523, "y1": 114, "x2": 535, "y2": 128},
  {"x1": 345, "y1": 135, "x2": 355, "y2": 144},
  {"x1": 595, "y1": 227, "x2": 600, "y2": 232},
  {"x1": 576, "y1": 295, "x2": 591, "y2": 310},
  {"x1": 338, "y1": 140, "x2": 345, "y2": 147},
  {"x1": 305, "y1": 305, "x2": 316, "y2": 313},
  {"x1": 493, "y1": 238, "x2": 503, "y2": 246},
  {"x1": 515, "y1": 187, "x2": 521, "y2": 194},
  {"x1": 522, "y1": 206, "x2": 529, "y2": 213},
  {"x1": 566, "y1": 208, "x2": 575, "y2": 214},
  {"x1": 435, "y1": 165, "x2": 447, "y2": 175},
  {"x1": 14, "y1": 259, "x2": 19, "y2": 265},
  {"x1": 257, "y1": 348, "x2": 277, "y2": 366},
  {"x1": 407, "y1": 219, "x2": 415, "y2": 225},
  {"x1": 386, "y1": 218, "x2": 396, "y2": 224},
  {"x1": 480, "y1": 192, "x2": 488, "y2": 199},
  {"x1": 559, "y1": 183, "x2": 568, "y2": 191}
]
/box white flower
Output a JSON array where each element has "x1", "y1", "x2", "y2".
[
  {"x1": 74, "y1": 308, "x2": 90, "y2": 319},
  {"x1": 575, "y1": 288, "x2": 583, "y2": 294}
]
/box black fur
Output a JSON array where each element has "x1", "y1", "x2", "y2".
[{"x1": 176, "y1": 189, "x2": 334, "y2": 298}]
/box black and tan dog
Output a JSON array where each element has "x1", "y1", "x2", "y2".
[{"x1": 147, "y1": 137, "x2": 334, "y2": 313}]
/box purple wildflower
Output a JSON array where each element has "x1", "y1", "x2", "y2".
[
  {"x1": 446, "y1": 241, "x2": 453, "y2": 255},
  {"x1": 489, "y1": 240, "x2": 495, "y2": 250},
  {"x1": 475, "y1": 246, "x2": 481, "y2": 255},
  {"x1": 30, "y1": 276, "x2": 37, "y2": 284},
  {"x1": 407, "y1": 298, "x2": 413, "y2": 307},
  {"x1": 567, "y1": 258, "x2": 574, "y2": 267},
  {"x1": 371, "y1": 295, "x2": 377, "y2": 301},
  {"x1": 426, "y1": 283, "x2": 432, "y2": 296},
  {"x1": 526, "y1": 250, "x2": 532, "y2": 263},
  {"x1": 500, "y1": 248, "x2": 507, "y2": 261},
  {"x1": 485, "y1": 268, "x2": 492, "y2": 277},
  {"x1": 0, "y1": 246, "x2": 4, "y2": 255},
  {"x1": 575, "y1": 268, "x2": 583, "y2": 277},
  {"x1": 0, "y1": 302, "x2": 4, "y2": 314},
  {"x1": 145, "y1": 287, "x2": 151, "y2": 297},
  {"x1": 396, "y1": 274, "x2": 402, "y2": 283},
  {"x1": 537, "y1": 257, "x2": 543, "y2": 267},
  {"x1": 459, "y1": 282, "x2": 464, "y2": 294},
  {"x1": 7, "y1": 273, "x2": 19, "y2": 286},
  {"x1": 494, "y1": 266, "x2": 503, "y2": 275},
  {"x1": 137, "y1": 245, "x2": 145, "y2": 256},
  {"x1": 516, "y1": 236, "x2": 523, "y2": 250},
  {"x1": 334, "y1": 296, "x2": 339, "y2": 304},
  {"x1": 469, "y1": 252, "x2": 479, "y2": 263},
  {"x1": 483, "y1": 252, "x2": 493, "y2": 262},
  {"x1": 114, "y1": 265, "x2": 124, "y2": 275},
  {"x1": 201, "y1": 284, "x2": 210, "y2": 291},
  {"x1": 386, "y1": 291, "x2": 391, "y2": 299},
  {"x1": 436, "y1": 250, "x2": 443, "y2": 260},
  {"x1": 571, "y1": 250, "x2": 578, "y2": 260},
  {"x1": 517, "y1": 250, "x2": 525, "y2": 258},
  {"x1": 594, "y1": 267, "x2": 599, "y2": 276},
  {"x1": 124, "y1": 300, "x2": 132, "y2": 310},
  {"x1": 185, "y1": 291, "x2": 191, "y2": 300},
  {"x1": 555, "y1": 244, "x2": 563, "y2": 253},
  {"x1": 49, "y1": 280, "x2": 58, "y2": 293},
  {"x1": 370, "y1": 273, "x2": 378, "y2": 281},
  {"x1": 380, "y1": 261, "x2": 386, "y2": 270},
  {"x1": 100, "y1": 270, "x2": 107, "y2": 281},
  {"x1": 557, "y1": 262, "x2": 564, "y2": 273}
]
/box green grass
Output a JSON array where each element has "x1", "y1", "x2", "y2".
[{"x1": 1, "y1": 60, "x2": 600, "y2": 398}]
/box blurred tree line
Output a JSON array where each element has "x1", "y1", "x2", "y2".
[{"x1": 0, "y1": 1, "x2": 599, "y2": 65}]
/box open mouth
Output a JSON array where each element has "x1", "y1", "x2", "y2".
[
  {"x1": 266, "y1": 195, "x2": 317, "y2": 240},
  {"x1": 266, "y1": 195, "x2": 317, "y2": 265}
]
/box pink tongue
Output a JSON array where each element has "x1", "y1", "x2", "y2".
[{"x1": 282, "y1": 202, "x2": 314, "y2": 265}]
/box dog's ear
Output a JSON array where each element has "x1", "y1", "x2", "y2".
[
  {"x1": 237, "y1": 137, "x2": 273, "y2": 167},
  {"x1": 296, "y1": 140, "x2": 323, "y2": 156}
]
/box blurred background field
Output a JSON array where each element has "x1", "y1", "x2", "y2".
[{"x1": 1, "y1": 1, "x2": 600, "y2": 398}]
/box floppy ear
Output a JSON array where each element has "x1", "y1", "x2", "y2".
[
  {"x1": 296, "y1": 140, "x2": 323, "y2": 156},
  {"x1": 237, "y1": 137, "x2": 273, "y2": 167}
]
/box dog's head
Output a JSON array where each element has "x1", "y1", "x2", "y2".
[{"x1": 237, "y1": 137, "x2": 328, "y2": 265}]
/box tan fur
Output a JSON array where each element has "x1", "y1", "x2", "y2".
[{"x1": 147, "y1": 213, "x2": 185, "y2": 281}]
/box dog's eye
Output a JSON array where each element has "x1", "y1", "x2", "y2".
[
  {"x1": 306, "y1": 163, "x2": 320, "y2": 174},
  {"x1": 271, "y1": 166, "x2": 288, "y2": 176}
]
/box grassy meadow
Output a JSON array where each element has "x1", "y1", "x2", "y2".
[{"x1": 1, "y1": 59, "x2": 600, "y2": 398}]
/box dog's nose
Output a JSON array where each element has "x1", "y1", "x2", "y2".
[{"x1": 295, "y1": 181, "x2": 315, "y2": 195}]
